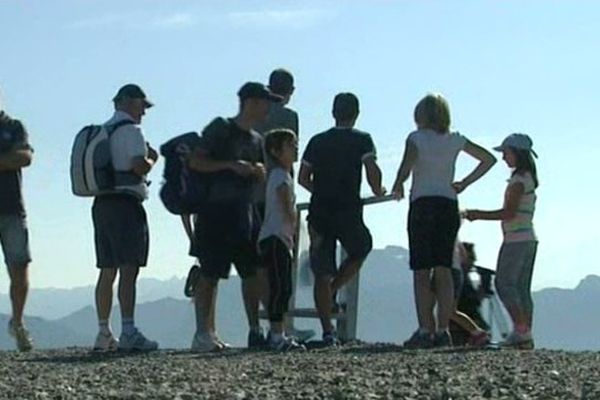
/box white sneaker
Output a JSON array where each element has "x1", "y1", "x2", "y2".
[
  {"x1": 118, "y1": 329, "x2": 159, "y2": 352},
  {"x1": 191, "y1": 331, "x2": 221, "y2": 353},
  {"x1": 8, "y1": 319, "x2": 33, "y2": 352},
  {"x1": 93, "y1": 331, "x2": 119, "y2": 352},
  {"x1": 288, "y1": 328, "x2": 316, "y2": 343},
  {"x1": 270, "y1": 336, "x2": 306, "y2": 352}
]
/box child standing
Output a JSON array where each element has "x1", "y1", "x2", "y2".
[
  {"x1": 392, "y1": 94, "x2": 496, "y2": 348},
  {"x1": 465, "y1": 133, "x2": 539, "y2": 349},
  {"x1": 259, "y1": 128, "x2": 305, "y2": 351}
]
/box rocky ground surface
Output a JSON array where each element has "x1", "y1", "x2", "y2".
[{"x1": 0, "y1": 344, "x2": 599, "y2": 399}]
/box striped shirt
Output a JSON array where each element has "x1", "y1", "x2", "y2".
[{"x1": 502, "y1": 172, "x2": 537, "y2": 243}]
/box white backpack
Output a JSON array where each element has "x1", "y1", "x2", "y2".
[{"x1": 70, "y1": 120, "x2": 133, "y2": 196}]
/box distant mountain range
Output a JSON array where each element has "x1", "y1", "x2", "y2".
[{"x1": 1, "y1": 246, "x2": 599, "y2": 351}]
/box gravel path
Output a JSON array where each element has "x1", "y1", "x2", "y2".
[{"x1": 1, "y1": 344, "x2": 599, "y2": 399}]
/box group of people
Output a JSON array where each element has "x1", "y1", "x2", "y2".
[{"x1": 0, "y1": 67, "x2": 539, "y2": 353}]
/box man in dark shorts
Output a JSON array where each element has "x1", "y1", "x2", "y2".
[
  {"x1": 0, "y1": 108, "x2": 34, "y2": 351},
  {"x1": 92, "y1": 84, "x2": 159, "y2": 352},
  {"x1": 187, "y1": 82, "x2": 282, "y2": 352},
  {"x1": 298, "y1": 93, "x2": 385, "y2": 346}
]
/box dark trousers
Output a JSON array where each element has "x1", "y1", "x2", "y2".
[{"x1": 260, "y1": 236, "x2": 293, "y2": 323}]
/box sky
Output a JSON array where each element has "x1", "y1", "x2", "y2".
[{"x1": 0, "y1": 0, "x2": 598, "y2": 291}]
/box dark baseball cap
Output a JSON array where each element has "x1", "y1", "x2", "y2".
[
  {"x1": 113, "y1": 84, "x2": 154, "y2": 108},
  {"x1": 237, "y1": 82, "x2": 283, "y2": 102},
  {"x1": 333, "y1": 92, "x2": 359, "y2": 120}
]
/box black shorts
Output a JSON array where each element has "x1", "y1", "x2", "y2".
[
  {"x1": 308, "y1": 204, "x2": 373, "y2": 277},
  {"x1": 408, "y1": 196, "x2": 460, "y2": 270},
  {"x1": 92, "y1": 194, "x2": 149, "y2": 268},
  {"x1": 191, "y1": 202, "x2": 260, "y2": 280}
]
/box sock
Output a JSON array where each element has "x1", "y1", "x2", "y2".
[
  {"x1": 122, "y1": 318, "x2": 136, "y2": 336},
  {"x1": 98, "y1": 320, "x2": 111, "y2": 335}
]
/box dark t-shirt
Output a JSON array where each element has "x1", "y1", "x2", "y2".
[
  {"x1": 254, "y1": 103, "x2": 299, "y2": 137},
  {"x1": 302, "y1": 127, "x2": 376, "y2": 208},
  {"x1": 199, "y1": 117, "x2": 264, "y2": 203},
  {"x1": 0, "y1": 112, "x2": 31, "y2": 215}
]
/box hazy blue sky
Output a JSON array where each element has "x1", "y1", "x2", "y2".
[{"x1": 0, "y1": 1, "x2": 597, "y2": 290}]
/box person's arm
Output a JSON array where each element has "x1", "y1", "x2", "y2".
[
  {"x1": 0, "y1": 148, "x2": 33, "y2": 171},
  {"x1": 122, "y1": 128, "x2": 158, "y2": 177},
  {"x1": 132, "y1": 144, "x2": 158, "y2": 176},
  {"x1": 187, "y1": 147, "x2": 260, "y2": 178},
  {"x1": 453, "y1": 140, "x2": 497, "y2": 193},
  {"x1": 391, "y1": 138, "x2": 417, "y2": 200},
  {"x1": 465, "y1": 182, "x2": 524, "y2": 221},
  {"x1": 0, "y1": 121, "x2": 33, "y2": 171},
  {"x1": 181, "y1": 214, "x2": 194, "y2": 242},
  {"x1": 277, "y1": 181, "x2": 297, "y2": 227},
  {"x1": 293, "y1": 112, "x2": 299, "y2": 139},
  {"x1": 298, "y1": 162, "x2": 313, "y2": 193},
  {"x1": 364, "y1": 156, "x2": 386, "y2": 197}
]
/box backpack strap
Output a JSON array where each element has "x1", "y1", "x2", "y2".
[
  {"x1": 106, "y1": 119, "x2": 135, "y2": 136},
  {"x1": 105, "y1": 119, "x2": 144, "y2": 192}
]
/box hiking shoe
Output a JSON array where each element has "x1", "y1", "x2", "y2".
[
  {"x1": 403, "y1": 330, "x2": 433, "y2": 349},
  {"x1": 270, "y1": 336, "x2": 307, "y2": 352},
  {"x1": 502, "y1": 331, "x2": 534, "y2": 350},
  {"x1": 93, "y1": 331, "x2": 118, "y2": 352},
  {"x1": 433, "y1": 331, "x2": 453, "y2": 348},
  {"x1": 468, "y1": 331, "x2": 491, "y2": 348},
  {"x1": 8, "y1": 319, "x2": 33, "y2": 352},
  {"x1": 184, "y1": 265, "x2": 201, "y2": 298},
  {"x1": 322, "y1": 331, "x2": 341, "y2": 347},
  {"x1": 288, "y1": 328, "x2": 316, "y2": 343},
  {"x1": 248, "y1": 328, "x2": 267, "y2": 349},
  {"x1": 118, "y1": 329, "x2": 158, "y2": 352},
  {"x1": 191, "y1": 331, "x2": 221, "y2": 353}
]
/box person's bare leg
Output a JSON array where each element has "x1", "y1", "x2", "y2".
[
  {"x1": 95, "y1": 268, "x2": 117, "y2": 322},
  {"x1": 330, "y1": 256, "x2": 365, "y2": 293},
  {"x1": 194, "y1": 276, "x2": 218, "y2": 334},
  {"x1": 118, "y1": 265, "x2": 139, "y2": 320},
  {"x1": 209, "y1": 285, "x2": 218, "y2": 334},
  {"x1": 8, "y1": 265, "x2": 29, "y2": 325},
  {"x1": 414, "y1": 269, "x2": 435, "y2": 333},
  {"x1": 241, "y1": 275, "x2": 260, "y2": 330},
  {"x1": 314, "y1": 275, "x2": 335, "y2": 333},
  {"x1": 433, "y1": 266, "x2": 454, "y2": 332}
]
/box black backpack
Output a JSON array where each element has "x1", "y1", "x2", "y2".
[{"x1": 159, "y1": 132, "x2": 209, "y2": 215}]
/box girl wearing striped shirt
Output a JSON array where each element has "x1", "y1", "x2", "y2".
[{"x1": 465, "y1": 133, "x2": 539, "y2": 349}]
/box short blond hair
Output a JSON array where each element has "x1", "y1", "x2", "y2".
[{"x1": 414, "y1": 94, "x2": 451, "y2": 133}]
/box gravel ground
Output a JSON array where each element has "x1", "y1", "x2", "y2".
[{"x1": 1, "y1": 344, "x2": 599, "y2": 399}]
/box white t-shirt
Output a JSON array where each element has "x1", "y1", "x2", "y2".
[
  {"x1": 408, "y1": 129, "x2": 467, "y2": 202},
  {"x1": 258, "y1": 167, "x2": 295, "y2": 251},
  {"x1": 104, "y1": 111, "x2": 148, "y2": 200}
]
